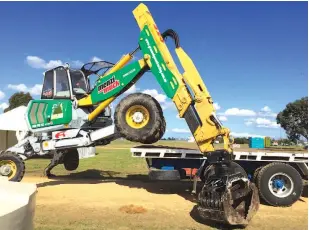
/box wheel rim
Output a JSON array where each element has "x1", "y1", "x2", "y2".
[
  {"x1": 125, "y1": 105, "x2": 150, "y2": 129},
  {"x1": 0, "y1": 160, "x2": 17, "y2": 180},
  {"x1": 268, "y1": 172, "x2": 294, "y2": 198}
]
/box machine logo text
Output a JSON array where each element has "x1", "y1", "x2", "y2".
[{"x1": 98, "y1": 76, "x2": 120, "y2": 94}]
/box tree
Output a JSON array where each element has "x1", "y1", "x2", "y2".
[
  {"x1": 234, "y1": 137, "x2": 249, "y2": 144},
  {"x1": 277, "y1": 138, "x2": 293, "y2": 146},
  {"x1": 4, "y1": 92, "x2": 33, "y2": 113},
  {"x1": 277, "y1": 97, "x2": 308, "y2": 141}
]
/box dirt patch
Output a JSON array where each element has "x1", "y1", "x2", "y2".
[
  {"x1": 119, "y1": 204, "x2": 147, "y2": 214},
  {"x1": 22, "y1": 176, "x2": 308, "y2": 230}
]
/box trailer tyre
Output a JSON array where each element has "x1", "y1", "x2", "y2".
[
  {"x1": 253, "y1": 165, "x2": 264, "y2": 184},
  {"x1": 257, "y1": 162, "x2": 303, "y2": 206},
  {"x1": 114, "y1": 93, "x2": 166, "y2": 144}
]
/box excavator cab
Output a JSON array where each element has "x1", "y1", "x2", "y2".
[
  {"x1": 26, "y1": 65, "x2": 91, "y2": 131},
  {"x1": 41, "y1": 65, "x2": 90, "y2": 100}
]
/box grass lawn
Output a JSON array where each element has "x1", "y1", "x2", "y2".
[
  {"x1": 24, "y1": 140, "x2": 194, "y2": 178},
  {"x1": 24, "y1": 139, "x2": 306, "y2": 178},
  {"x1": 25, "y1": 147, "x2": 148, "y2": 178}
]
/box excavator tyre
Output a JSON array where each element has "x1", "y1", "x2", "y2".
[
  {"x1": 63, "y1": 149, "x2": 80, "y2": 171},
  {"x1": 114, "y1": 93, "x2": 166, "y2": 144},
  {"x1": 0, "y1": 152, "x2": 25, "y2": 182}
]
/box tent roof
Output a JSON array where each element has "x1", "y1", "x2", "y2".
[{"x1": 0, "y1": 106, "x2": 29, "y2": 131}]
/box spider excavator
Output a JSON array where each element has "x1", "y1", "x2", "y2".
[{"x1": 0, "y1": 3, "x2": 259, "y2": 226}]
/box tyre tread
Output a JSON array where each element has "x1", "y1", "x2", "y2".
[
  {"x1": 114, "y1": 93, "x2": 166, "y2": 144},
  {"x1": 0, "y1": 151, "x2": 25, "y2": 182},
  {"x1": 257, "y1": 162, "x2": 303, "y2": 207}
]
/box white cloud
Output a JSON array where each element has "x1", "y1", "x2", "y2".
[
  {"x1": 26, "y1": 56, "x2": 63, "y2": 69},
  {"x1": 213, "y1": 102, "x2": 220, "y2": 110},
  {"x1": 218, "y1": 115, "x2": 227, "y2": 121},
  {"x1": 124, "y1": 84, "x2": 139, "y2": 94},
  {"x1": 172, "y1": 128, "x2": 191, "y2": 133},
  {"x1": 0, "y1": 91, "x2": 5, "y2": 100},
  {"x1": 255, "y1": 117, "x2": 280, "y2": 128},
  {"x1": 261, "y1": 106, "x2": 271, "y2": 112},
  {"x1": 142, "y1": 89, "x2": 173, "y2": 110},
  {"x1": 230, "y1": 132, "x2": 265, "y2": 138},
  {"x1": 8, "y1": 84, "x2": 43, "y2": 96},
  {"x1": 29, "y1": 84, "x2": 43, "y2": 95},
  {"x1": 91, "y1": 56, "x2": 102, "y2": 62},
  {"x1": 176, "y1": 114, "x2": 180, "y2": 119},
  {"x1": 0, "y1": 102, "x2": 8, "y2": 110},
  {"x1": 221, "y1": 108, "x2": 256, "y2": 116},
  {"x1": 245, "y1": 121, "x2": 253, "y2": 126},
  {"x1": 161, "y1": 102, "x2": 174, "y2": 110},
  {"x1": 258, "y1": 106, "x2": 277, "y2": 118},
  {"x1": 143, "y1": 89, "x2": 166, "y2": 103},
  {"x1": 8, "y1": 84, "x2": 27, "y2": 91},
  {"x1": 245, "y1": 117, "x2": 280, "y2": 129}
]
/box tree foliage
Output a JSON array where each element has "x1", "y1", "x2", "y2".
[
  {"x1": 234, "y1": 137, "x2": 249, "y2": 144},
  {"x1": 277, "y1": 138, "x2": 294, "y2": 146},
  {"x1": 4, "y1": 92, "x2": 33, "y2": 113},
  {"x1": 276, "y1": 97, "x2": 308, "y2": 141}
]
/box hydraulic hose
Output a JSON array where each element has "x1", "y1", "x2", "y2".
[{"x1": 161, "y1": 29, "x2": 180, "y2": 48}]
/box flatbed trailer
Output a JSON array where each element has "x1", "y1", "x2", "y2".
[{"x1": 130, "y1": 145, "x2": 308, "y2": 207}]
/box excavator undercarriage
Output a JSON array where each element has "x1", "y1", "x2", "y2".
[{"x1": 0, "y1": 3, "x2": 259, "y2": 226}]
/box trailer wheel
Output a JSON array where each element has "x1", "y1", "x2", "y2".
[
  {"x1": 257, "y1": 162, "x2": 303, "y2": 206},
  {"x1": 63, "y1": 149, "x2": 79, "y2": 171},
  {"x1": 0, "y1": 152, "x2": 25, "y2": 182},
  {"x1": 253, "y1": 166, "x2": 264, "y2": 184},
  {"x1": 114, "y1": 93, "x2": 166, "y2": 144}
]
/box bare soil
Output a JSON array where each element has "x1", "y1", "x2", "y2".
[{"x1": 22, "y1": 176, "x2": 308, "y2": 230}]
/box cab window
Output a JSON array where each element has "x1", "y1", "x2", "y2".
[
  {"x1": 70, "y1": 70, "x2": 88, "y2": 95},
  {"x1": 55, "y1": 67, "x2": 71, "y2": 98},
  {"x1": 41, "y1": 70, "x2": 54, "y2": 99}
]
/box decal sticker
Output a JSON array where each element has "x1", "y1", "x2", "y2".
[
  {"x1": 123, "y1": 69, "x2": 136, "y2": 78},
  {"x1": 55, "y1": 131, "x2": 66, "y2": 139},
  {"x1": 145, "y1": 38, "x2": 167, "y2": 83},
  {"x1": 98, "y1": 76, "x2": 120, "y2": 94},
  {"x1": 51, "y1": 103, "x2": 64, "y2": 120}
]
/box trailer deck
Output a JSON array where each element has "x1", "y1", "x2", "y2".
[{"x1": 131, "y1": 145, "x2": 309, "y2": 163}]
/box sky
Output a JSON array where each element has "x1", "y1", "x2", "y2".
[{"x1": 0, "y1": 1, "x2": 307, "y2": 139}]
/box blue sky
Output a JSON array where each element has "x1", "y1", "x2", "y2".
[{"x1": 0, "y1": 1, "x2": 307, "y2": 139}]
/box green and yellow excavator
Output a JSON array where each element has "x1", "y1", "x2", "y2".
[{"x1": 0, "y1": 3, "x2": 259, "y2": 226}]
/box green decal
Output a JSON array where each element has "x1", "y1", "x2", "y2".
[
  {"x1": 27, "y1": 99, "x2": 72, "y2": 129},
  {"x1": 138, "y1": 26, "x2": 179, "y2": 98},
  {"x1": 90, "y1": 61, "x2": 143, "y2": 104}
]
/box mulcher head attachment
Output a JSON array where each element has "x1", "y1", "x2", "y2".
[{"x1": 197, "y1": 162, "x2": 260, "y2": 226}]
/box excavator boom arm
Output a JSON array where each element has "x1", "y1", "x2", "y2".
[
  {"x1": 77, "y1": 3, "x2": 232, "y2": 155},
  {"x1": 133, "y1": 3, "x2": 233, "y2": 154}
]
